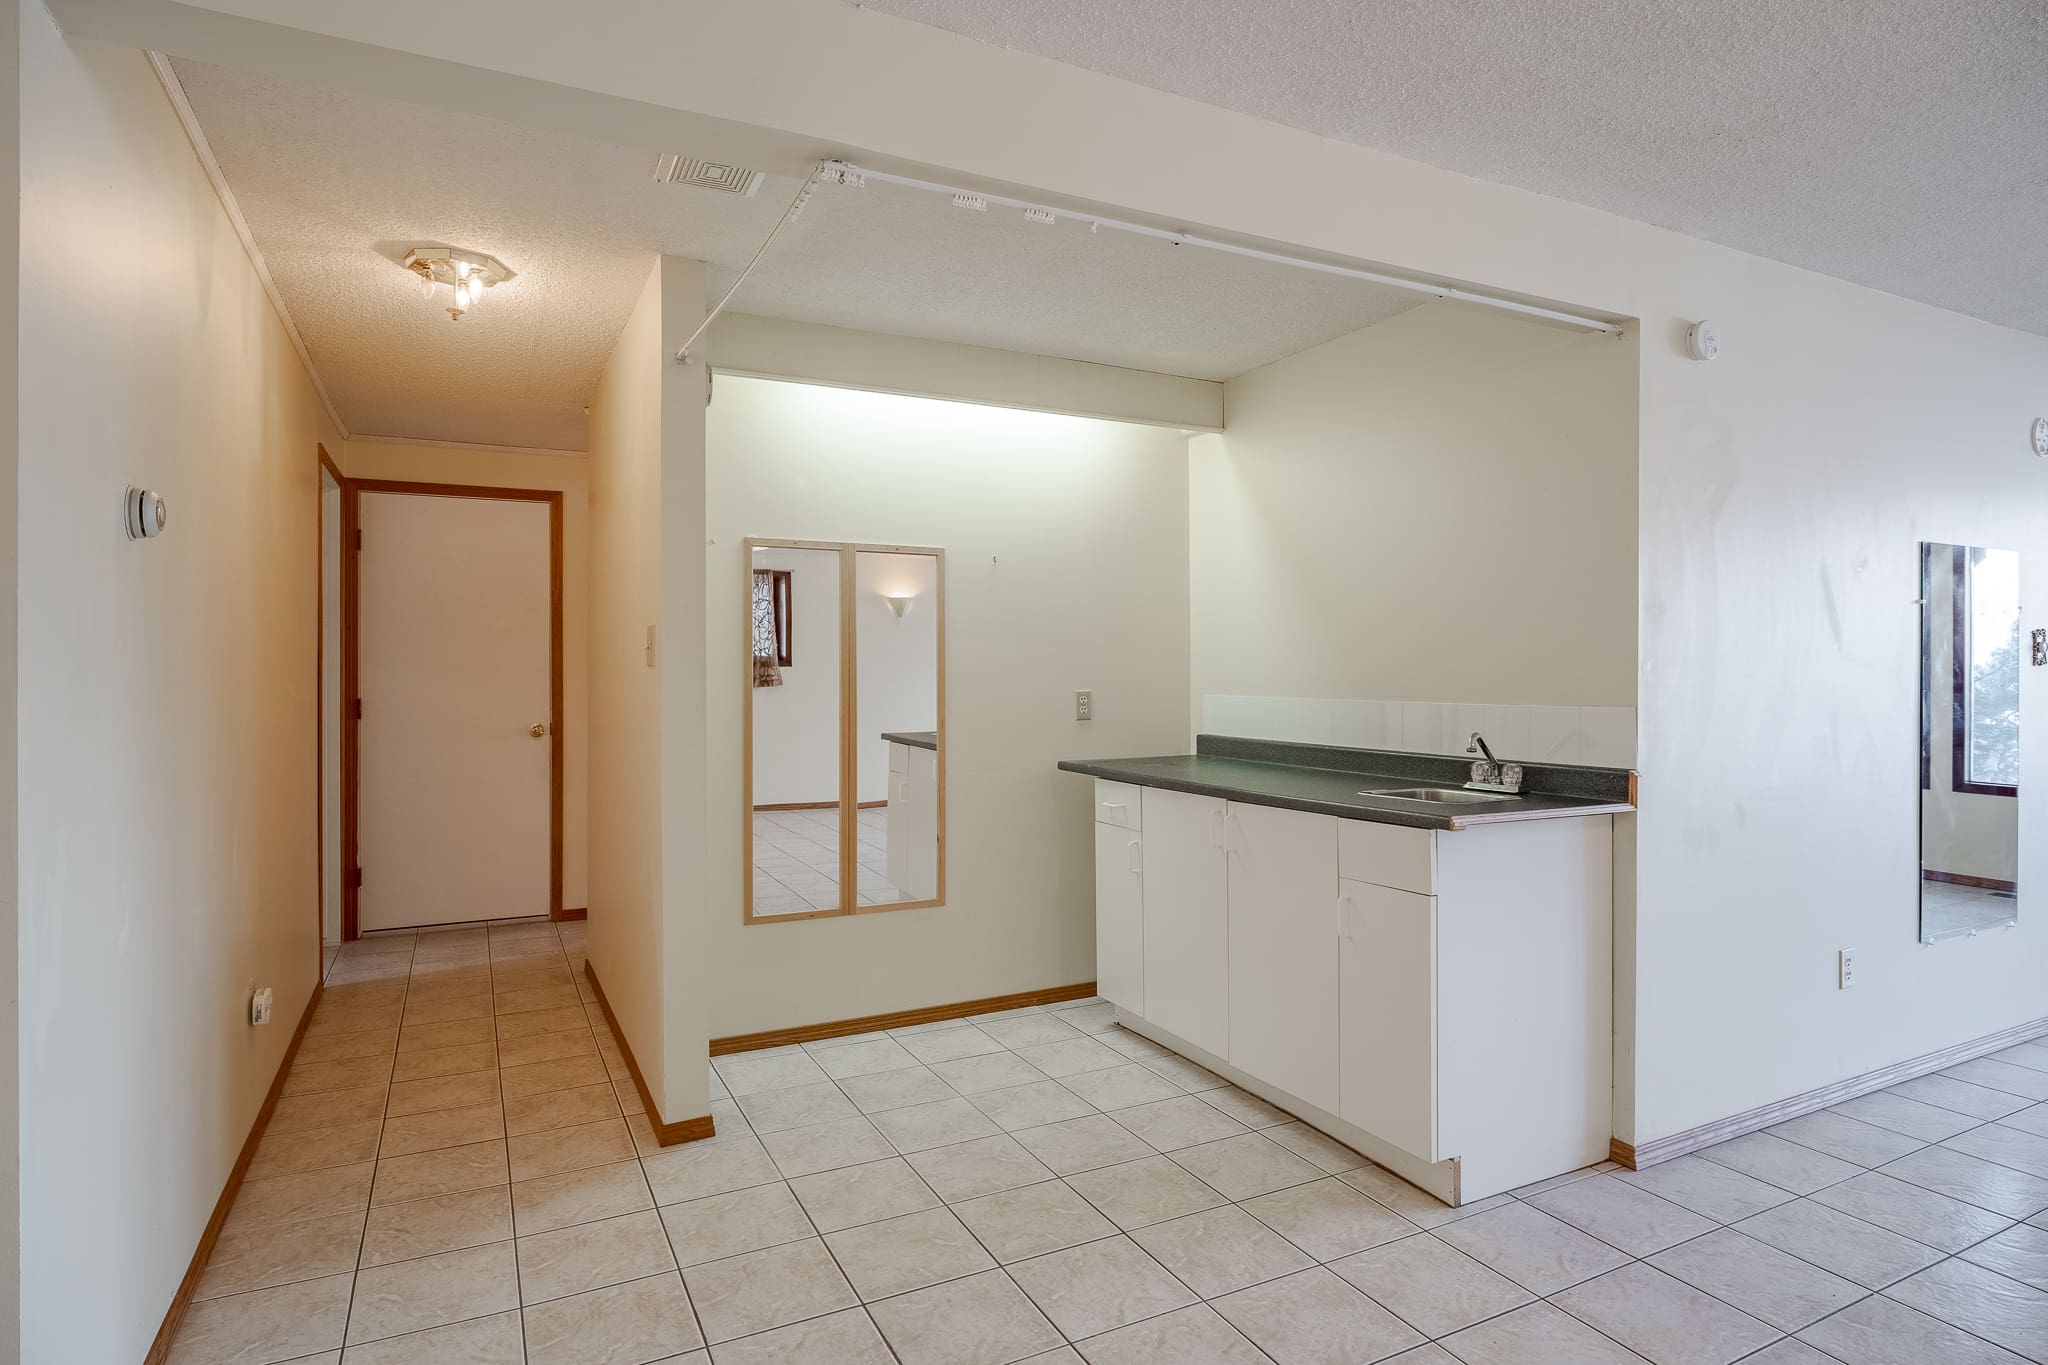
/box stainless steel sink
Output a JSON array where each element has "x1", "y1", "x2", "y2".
[{"x1": 1360, "y1": 787, "x2": 1517, "y2": 805}]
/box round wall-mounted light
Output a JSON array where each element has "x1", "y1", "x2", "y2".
[
  {"x1": 2031, "y1": 417, "x2": 2048, "y2": 459},
  {"x1": 403, "y1": 246, "x2": 514, "y2": 321}
]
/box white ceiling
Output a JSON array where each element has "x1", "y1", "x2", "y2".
[
  {"x1": 860, "y1": 0, "x2": 2048, "y2": 339},
  {"x1": 171, "y1": 59, "x2": 1424, "y2": 450}
]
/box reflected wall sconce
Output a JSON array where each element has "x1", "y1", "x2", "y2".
[{"x1": 884, "y1": 594, "x2": 916, "y2": 619}]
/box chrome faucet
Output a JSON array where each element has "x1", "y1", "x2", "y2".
[{"x1": 1465, "y1": 732, "x2": 1524, "y2": 794}]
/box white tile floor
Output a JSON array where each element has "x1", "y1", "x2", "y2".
[
  {"x1": 174, "y1": 927, "x2": 2048, "y2": 1364},
  {"x1": 752, "y1": 808, "x2": 905, "y2": 916},
  {"x1": 1921, "y1": 877, "x2": 2019, "y2": 941}
]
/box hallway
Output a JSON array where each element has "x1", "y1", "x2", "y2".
[{"x1": 167, "y1": 918, "x2": 2048, "y2": 1364}]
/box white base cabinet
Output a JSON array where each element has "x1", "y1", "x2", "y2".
[
  {"x1": 1093, "y1": 782, "x2": 1145, "y2": 1014},
  {"x1": 1138, "y1": 787, "x2": 1229, "y2": 1059},
  {"x1": 1091, "y1": 779, "x2": 1611, "y2": 1204},
  {"x1": 1226, "y1": 802, "x2": 1340, "y2": 1115}
]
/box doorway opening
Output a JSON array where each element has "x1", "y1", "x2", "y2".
[{"x1": 340, "y1": 478, "x2": 566, "y2": 937}]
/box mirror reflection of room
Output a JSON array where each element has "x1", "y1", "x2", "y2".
[
  {"x1": 1920, "y1": 541, "x2": 2020, "y2": 942},
  {"x1": 744, "y1": 539, "x2": 945, "y2": 921},
  {"x1": 857, "y1": 550, "x2": 942, "y2": 907},
  {"x1": 747, "y1": 544, "x2": 844, "y2": 917}
]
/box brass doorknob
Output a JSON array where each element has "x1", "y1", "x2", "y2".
[{"x1": 529, "y1": 722, "x2": 547, "y2": 738}]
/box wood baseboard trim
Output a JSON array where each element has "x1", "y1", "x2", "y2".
[
  {"x1": 555, "y1": 906, "x2": 588, "y2": 922},
  {"x1": 752, "y1": 800, "x2": 888, "y2": 812},
  {"x1": 582, "y1": 962, "x2": 715, "y2": 1147},
  {"x1": 710, "y1": 982, "x2": 1099, "y2": 1055},
  {"x1": 146, "y1": 981, "x2": 325, "y2": 1365},
  {"x1": 1610, "y1": 1012, "x2": 2048, "y2": 1171},
  {"x1": 1922, "y1": 870, "x2": 2018, "y2": 893}
]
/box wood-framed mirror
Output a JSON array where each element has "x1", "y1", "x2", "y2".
[{"x1": 743, "y1": 538, "x2": 945, "y2": 922}]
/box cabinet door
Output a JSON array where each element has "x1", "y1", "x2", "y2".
[
  {"x1": 1226, "y1": 802, "x2": 1340, "y2": 1112},
  {"x1": 1339, "y1": 878, "x2": 1438, "y2": 1161},
  {"x1": 1094, "y1": 825, "x2": 1144, "y2": 1013},
  {"x1": 885, "y1": 767, "x2": 912, "y2": 894},
  {"x1": 1140, "y1": 788, "x2": 1229, "y2": 1056}
]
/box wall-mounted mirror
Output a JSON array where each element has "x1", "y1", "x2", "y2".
[
  {"x1": 1920, "y1": 542, "x2": 2019, "y2": 942},
  {"x1": 745, "y1": 539, "x2": 944, "y2": 921},
  {"x1": 746, "y1": 544, "x2": 845, "y2": 918}
]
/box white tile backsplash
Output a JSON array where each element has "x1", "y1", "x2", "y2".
[
  {"x1": 1330, "y1": 699, "x2": 1402, "y2": 750},
  {"x1": 1400, "y1": 701, "x2": 1443, "y2": 755},
  {"x1": 1525, "y1": 705, "x2": 1584, "y2": 764},
  {"x1": 1200, "y1": 695, "x2": 1636, "y2": 768},
  {"x1": 1443, "y1": 704, "x2": 1488, "y2": 757},
  {"x1": 1577, "y1": 706, "x2": 1637, "y2": 768}
]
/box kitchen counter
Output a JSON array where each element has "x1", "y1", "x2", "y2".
[
  {"x1": 882, "y1": 730, "x2": 938, "y2": 751},
  {"x1": 1058, "y1": 734, "x2": 1633, "y2": 831}
]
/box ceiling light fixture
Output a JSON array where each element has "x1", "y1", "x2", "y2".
[{"x1": 404, "y1": 246, "x2": 514, "y2": 322}]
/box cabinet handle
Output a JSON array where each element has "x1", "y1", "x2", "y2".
[
  {"x1": 1225, "y1": 811, "x2": 1244, "y2": 857},
  {"x1": 1208, "y1": 808, "x2": 1226, "y2": 849},
  {"x1": 1126, "y1": 839, "x2": 1142, "y2": 874},
  {"x1": 1336, "y1": 893, "x2": 1355, "y2": 941},
  {"x1": 1099, "y1": 801, "x2": 1127, "y2": 816}
]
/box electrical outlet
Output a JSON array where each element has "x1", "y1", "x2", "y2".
[
  {"x1": 1075, "y1": 689, "x2": 1093, "y2": 721},
  {"x1": 1838, "y1": 948, "x2": 1857, "y2": 990},
  {"x1": 249, "y1": 986, "x2": 274, "y2": 1026}
]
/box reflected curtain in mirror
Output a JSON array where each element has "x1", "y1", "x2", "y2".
[
  {"x1": 752, "y1": 568, "x2": 791, "y2": 685},
  {"x1": 1919, "y1": 542, "x2": 2020, "y2": 943}
]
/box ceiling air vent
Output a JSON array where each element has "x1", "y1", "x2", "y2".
[{"x1": 654, "y1": 154, "x2": 766, "y2": 196}]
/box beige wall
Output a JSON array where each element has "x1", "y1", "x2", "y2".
[
  {"x1": 17, "y1": 19, "x2": 339, "y2": 1362},
  {"x1": 657, "y1": 257, "x2": 710, "y2": 1118},
  {"x1": 704, "y1": 375, "x2": 1192, "y2": 1037},
  {"x1": 1190, "y1": 303, "x2": 1638, "y2": 712},
  {"x1": 708, "y1": 311, "x2": 1222, "y2": 432},
  {"x1": 585, "y1": 256, "x2": 712, "y2": 1122},
  {"x1": 339, "y1": 440, "x2": 591, "y2": 909},
  {"x1": 586, "y1": 262, "x2": 669, "y2": 1110}
]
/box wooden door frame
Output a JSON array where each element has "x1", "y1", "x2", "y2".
[
  {"x1": 317, "y1": 445, "x2": 345, "y2": 971},
  {"x1": 343, "y1": 477, "x2": 566, "y2": 940}
]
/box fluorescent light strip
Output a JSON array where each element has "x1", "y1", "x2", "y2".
[{"x1": 827, "y1": 161, "x2": 1622, "y2": 336}]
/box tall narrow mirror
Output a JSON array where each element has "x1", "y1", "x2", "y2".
[
  {"x1": 1920, "y1": 541, "x2": 2020, "y2": 942},
  {"x1": 746, "y1": 542, "x2": 846, "y2": 919},
  {"x1": 856, "y1": 548, "x2": 945, "y2": 909}
]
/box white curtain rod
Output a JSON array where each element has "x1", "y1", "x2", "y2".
[{"x1": 823, "y1": 160, "x2": 1622, "y2": 336}]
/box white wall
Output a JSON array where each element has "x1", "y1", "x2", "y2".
[
  {"x1": 705, "y1": 375, "x2": 1191, "y2": 1036},
  {"x1": 1189, "y1": 303, "x2": 1638, "y2": 741},
  {"x1": 17, "y1": 18, "x2": 339, "y2": 1362},
  {"x1": 747, "y1": 546, "x2": 843, "y2": 807},
  {"x1": 340, "y1": 439, "x2": 592, "y2": 909}
]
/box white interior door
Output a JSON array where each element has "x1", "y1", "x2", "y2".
[{"x1": 358, "y1": 491, "x2": 552, "y2": 931}]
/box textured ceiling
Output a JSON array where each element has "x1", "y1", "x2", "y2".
[
  {"x1": 171, "y1": 60, "x2": 1422, "y2": 450},
  {"x1": 859, "y1": 0, "x2": 2048, "y2": 338}
]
